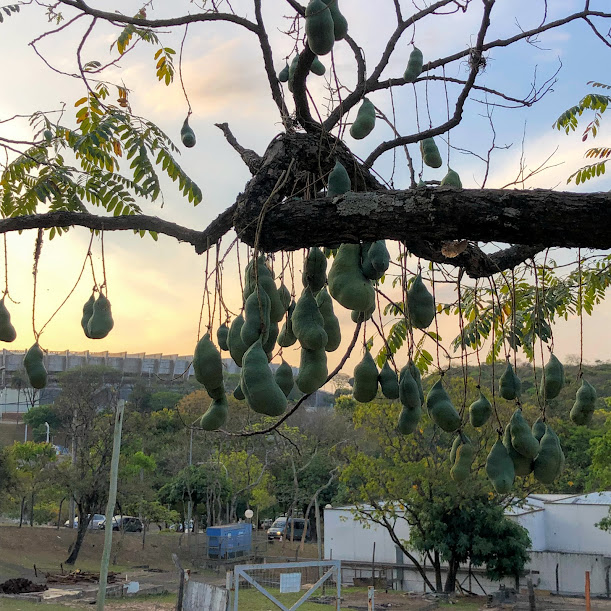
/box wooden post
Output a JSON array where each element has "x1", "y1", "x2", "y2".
[
  {"x1": 368, "y1": 585, "x2": 375, "y2": 610},
  {"x1": 173, "y1": 553, "x2": 185, "y2": 611},
  {"x1": 371, "y1": 542, "x2": 376, "y2": 587},
  {"x1": 96, "y1": 401, "x2": 125, "y2": 611},
  {"x1": 527, "y1": 576, "x2": 536, "y2": 611},
  {"x1": 586, "y1": 571, "x2": 591, "y2": 611}
]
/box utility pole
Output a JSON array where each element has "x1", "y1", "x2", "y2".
[{"x1": 187, "y1": 427, "x2": 193, "y2": 532}]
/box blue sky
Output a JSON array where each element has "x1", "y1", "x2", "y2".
[{"x1": 0, "y1": 0, "x2": 609, "y2": 373}]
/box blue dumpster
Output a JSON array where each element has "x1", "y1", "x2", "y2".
[{"x1": 207, "y1": 523, "x2": 252, "y2": 559}]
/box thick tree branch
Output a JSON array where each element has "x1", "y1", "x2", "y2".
[
  {"x1": 214, "y1": 123, "x2": 262, "y2": 174},
  {"x1": 235, "y1": 187, "x2": 611, "y2": 253},
  {"x1": 56, "y1": 0, "x2": 260, "y2": 33}
]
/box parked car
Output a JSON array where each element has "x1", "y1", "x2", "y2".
[
  {"x1": 99, "y1": 515, "x2": 143, "y2": 532},
  {"x1": 63, "y1": 514, "x2": 105, "y2": 529},
  {"x1": 261, "y1": 518, "x2": 273, "y2": 530},
  {"x1": 267, "y1": 517, "x2": 310, "y2": 541}
]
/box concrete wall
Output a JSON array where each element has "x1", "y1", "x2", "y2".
[
  {"x1": 509, "y1": 509, "x2": 546, "y2": 551},
  {"x1": 544, "y1": 503, "x2": 611, "y2": 554}
]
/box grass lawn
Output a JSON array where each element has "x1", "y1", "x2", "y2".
[{"x1": 234, "y1": 587, "x2": 351, "y2": 610}]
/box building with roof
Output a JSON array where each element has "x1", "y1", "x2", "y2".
[{"x1": 324, "y1": 493, "x2": 611, "y2": 596}]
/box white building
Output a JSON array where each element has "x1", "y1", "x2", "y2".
[{"x1": 324, "y1": 492, "x2": 611, "y2": 596}]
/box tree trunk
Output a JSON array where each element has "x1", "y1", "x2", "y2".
[
  {"x1": 444, "y1": 557, "x2": 459, "y2": 594},
  {"x1": 57, "y1": 497, "x2": 65, "y2": 530},
  {"x1": 65, "y1": 508, "x2": 91, "y2": 565},
  {"x1": 434, "y1": 551, "x2": 443, "y2": 593},
  {"x1": 29, "y1": 491, "x2": 35, "y2": 526},
  {"x1": 19, "y1": 496, "x2": 25, "y2": 528}
]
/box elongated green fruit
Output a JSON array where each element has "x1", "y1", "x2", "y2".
[
  {"x1": 503, "y1": 423, "x2": 533, "y2": 477},
  {"x1": 408, "y1": 361, "x2": 425, "y2": 407},
  {"x1": 310, "y1": 57, "x2": 326, "y2": 76},
  {"x1": 193, "y1": 333, "x2": 224, "y2": 397},
  {"x1": 322, "y1": 0, "x2": 348, "y2": 40},
  {"x1": 0, "y1": 297, "x2": 16, "y2": 343},
  {"x1": 305, "y1": 0, "x2": 335, "y2": 56},
  {"x1": 451, "y1": 442, "x2": 474, "y2": 483},
  {"x1": 469, "y1": 391, "x2": 492, "y2": 427},
  {"x1": 407, "y1": 274, "x2": 435, "y2": 329},
  {"x1": 233, "y1": 384, "x2": 245, "y2": 401},
  {"x1": 399, "y1": 364, "x2": 421, "y2": 411},
  {"x1": 302, "y1": 247, "x2": 327, "y2": 292},
  {"x1": 278, "y1": 301, "x2": 298, "y2": 348},
  {"x1": 450, "y1": 432, "x2": 471, "y2": 465},
  {"x1": 24, "y1": 343, "x2": 47, "y2": 389},
  {"x1": 241, "y1": 287, "x2": 271, "y2": 348},
  {"x1": 379, "y1": 360, "x2": 399, "y2": 400},
  {"x1": 87, "y1": 294, "x2": 114, "y2": 339},
  {"x1": 353, "y1": 350, "x2": 378, "y2": 403},
  {"x1": 80, "y1": 293, "x2": 95, "y2": 339},
  {"x1": 403, "y1": 46, "x2": 423, "y2": 82},
  {"x1": 199, "y1": 394, "x2": 228, "y2": 431},
  {"x1": 499, "y1": 361, "x2": 521, "y2": 400},
  {"x1": 327, "y1": 160, "x2": 351, "y2": 198},
  {"x1": 510, "y1": 408, "x2": 540, "y2": 460},
  {"x1": 570, "y1": 378, "x2": 597, "y2": 425},
  {"x1": 228, "y1": 314, "x2": 248, "y2": 367},
  {"x1": 278, "y1": 62, "x2": 290, "y2": 82},
  {"x1": 419, "y1": 137, "x2": 442, "y2": 168},
  {"x1": 532, "y1": 417, "x2": 546, "y2": 442},
  {"x1": 441, "y1": 169, "x2": 462, "y2": 188},
  {"x1": 217, "y1": 323, "x2": 229, "y2": 351},
  {"x1": 486, "y1": 439, "x2": 515, "y2": 494},
  {"x1": 296, "y1": 346, "x2": 328, "y2": 394},
  {"x1": 292, "y1": 288, "x2": 328, "y2": 351},
  {"x1": 350, "y1": 98, "x2": 376, "y2": 140},
  {"x1": 541, "y1": 353, "x2": 565, "y2": 401},
  {"x1": 361, "y1": 240, "x2": 390, "y2": 281},
  {"x1": 180, "y1": 117, "x2": 196, "y2": 148},
  {"x1": 533, "y1": 425, "x2": 563, "y2": 485},
  {"x1": 275, "y1": 360, "x2": 295, "y2": 398},
  {"x1": 426, "y1": 379, "x2": 460, "y2": 432},
  {"x1": 316, "y1": 288, "x2": 341, "y2": 352},
  {"x1": 328, "y1": 244, "x2": 375, "y2": 312},
  {"x1": 397, "y1": 404, "x2": 422, "y2": 435}
]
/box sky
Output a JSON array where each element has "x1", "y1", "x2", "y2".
[{"x1": 0, "y1": 0, "x2": 610, "y2": 378}]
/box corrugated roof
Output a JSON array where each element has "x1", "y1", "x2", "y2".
[{"x1": 549, "y1": 491, "x2": 611, "y2": 505}]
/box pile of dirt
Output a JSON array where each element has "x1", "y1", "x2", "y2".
[
  {"x1": 0, "y1": 577, "x2": 47, "y2": 594},
  {"x1": 46, "y1": 569, "x2": 118, "y2": 584}
]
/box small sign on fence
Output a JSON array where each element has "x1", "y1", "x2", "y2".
[{"x1": 279, "y1": 573, "x2": 301, "y2": 594}]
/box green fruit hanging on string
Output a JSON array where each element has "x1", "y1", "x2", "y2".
[
  {"x1": 570, "y1": 378, "x2": 597, "y2": 425},
  {"x1": 361, "y1": 240, "x2": 390, "y2": 281},
  {"x1": 24, "y1": 343, "x2": 47, "y2": 389},
  {"x1": 469, "y1": 391, "x2": 492, "y2": 427},
  {"x1": 241, "y1": 287, "x2": 271, "y2": 348},
  {"x1": 407, "y1": 273, "x2": 435, "y2": 329},
  {"x1": 509, "y1": 408, "x2": 540, "y2": 460},
  {"x1": 397, "y1": 367, "x2": 422, "y2": 434},
  {"x1": 322, "y1": 0, "x2": 348, "y2": 40},
  {"x1": 407, "y1": 361, "x2": 425, "y2": 406},
  {"x1": 193, "y1": 333, "x2": 224, "y2": 398},
  {"x1": 541, "y1": 353, "x2": 565, "y2": 401},
  {"x1": 278, "y1": 284, "x2": 292, "y2": 312},
  {"x1": 379, "y1": 360, "x2": 399, "y2": 400},
  {"x1": 532, "y1": 417, "x2": 546, "y2": 442},
  {"x1": 296, "y1": 346, "x2": 328, "y2": 394},
  {"x1": 426, "y1": 378, "x2": 461, "y2": 432},
  {"x1": 533, "y1": 425, "x2": 563, "y2": 485},
  {"x1": 352, "y1": 349, "x2": 378, "y2": 403},
  {"x1": 451, "y1": 441, "x2": 475, "y2": 483},
  {"x1": 217, "y1": 323, "x2": 229, "y2": 351},
  {"x1": 310, "y1": 56, "x2": 326, "y2": 76},
  {"x1": 180, "y1": 117, "x2": 196, "y2": 148},
  {"x1": 305, "y1": 0, "x2": 335, "y2": 56},
  {"x1": 199, "y1": 394, "x2": 228, "y2": 431},
  {"x1": 327, "y1": 160, "x2": 351, "y2": 198},
  {"x1": 0, "y1": 296, "x2": 16, "y2": 343},
  {"x1": 351, "y1": 301, "x2": 375, "y2": 323},
  {"x1": 287, "y1": 54, "x2": 300, "y2": 92},
  {"x1": 275, "y1": 360, "x2": 295, "y2": 398},
  {"x1": 350, "y1": 98, "x2": 376, "y2": 140},
  {"x1": 403, "y1": 46, "x2": 423, "y2": 82},
  {"x1": 278, "y1": 61, "x2": 290, "y2": 82},
  {"x1": 278, "y1": 301, "x2": 298, "y2": 348},
  {"x1": 419, "y1": 137, "x2": 442, "y2": 168},
  {"x1": 292, "y1": 288, "x2": 328, "y2": 351},
  {"x1": 241, "y1": 338, "x2": 287, "y2": 417},
  {"x1": 80, "y1": 293, "x2": 95, "y2": 339},
  {"x1": 499, "y1": 361, "x2": 521, "y2": 400},
  {"x1": 450, "y1": 432, "x2": 470, "y2": 465},
  {"x1": 328, "y1": 244, "x2": 375, "y2": 312},
  {"x1": 397, "y1": 404, "x2": 422, "y2": 435},
  {"x1": 87, "y1": 293, "x2": 114, "y2": 339},
  {"x1": 302, "y1": 247, "x2": 327, "y2": 293},
  {"x1": 227, "y1": 314, "x2": 248, "y2": 367},
  {"x1": 486, "y1": 439, "x2": 515, "y2": 493},
  {"x1": 316, "y1": 288, "x2": 341, "y2": 352},
  {"x1": 503, "y1": 423, "x2": 533, "y2": 477},
  {"x1": 440, "y1": 169, "x2": 462, "y2": 188}
]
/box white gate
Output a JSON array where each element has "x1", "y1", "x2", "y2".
[{"x1": 231, "y1": 560, "x2": 341, "y2": 610}]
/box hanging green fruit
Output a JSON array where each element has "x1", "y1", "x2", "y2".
[
  {"x1": 310, "y1": 56, "x2": 326, "y2": 76},
  {"x1": 302, "y1": 247, "x2": 327, "y2": 292},
  {"x1": 397, "y1": 404, "x2": 422, "y2": 435},
  {"x1": 451, "y1": 441, "x2": 475, "y2": 483},
  {"x1": 379, "y1": 360, "x2": 399, "y2": 400},
  {"x1": 0, "y1": 297, "x2": 16, "y2": 343},
  {"x1": 24, "y1": 343, "x2": 47, "y2": 389},
  {"x1": 292, "y1": 288, "x2": 328, "y2": 351},
  {"x1": 486, "y1": 439, "x2": 515, "y2": 493},
  {"x1": 352, "y1": 349, "x2": 378, "y2": 403},
  {"x1": 426, "y1": 378, "x2": 461, "y2": 432},
  {"x1": 80, "y1": 293, "x2": 95, "y2": 339},
  {"x1": 403, "y1": 46, "x2": 423, "y2": 82},
  {"x1": 450, "y1": 432, "x2": 470, "y2": 465},
  {"x1": 278, "y1": 62, "x2": 290, "y2": 82},
  {"x1": 570, "y1": 378, "x2": 597, "y2": 425},
  {"x1": 199, "y1": 395, "x2": 228, "y2": 431},
  {"x1": 278, "y1": 301, "x2": 298, "y2": 348},
  {"x1": 275, "y1": 360, "x2": 295, "y2": 398},
  {"x1": 305, "y1": 0, "x2": 335, "y2": 56},
  {"x1": 541, "y1": 353, "x2": 565, "y2": 401},
  {"x1": 361, "y1": 241, "x2": 390, "y2": 281},
  {"x1": 316, "y1": 288, "x2": 341, "y2": 352},
  {"x1": 503, "y1": 423, "x2": 533, "y2": 477},
  {"x1": 533, "y1": 425, "x2": 563, "y2": 485},
  {"x1": 407, "y1": 273, "x2": 435, "y2": 330},
  {"x1": 241, "y1": 287, "x2": 271, "y2": 348},
  {"x1": 227, "y1": 314, "x2": 248, "y2": 367},
  {"x1": 327, "y1": 160, "x2": 351, "y2": 198},
  {"x1": 193, "y1": 333, "x2": 224, "y2": 398},
  {"x1": 180, "y1": 117, "x2": 196, "y2": 148},
  {"x1": 499, "y1": 361, "x2": 521, "y2": 400},
  {"x1": 87, "y1": 293, "x2": 114, "y2": 339},
  {"x1": 322, "y1": 0, "x2": 348, "y2": 40},
  {"x1": 350, "y1": 98, "x2": 376, "y2": 140},
  {"x1": 328, "y1": 244, "x2": 375, "y2": 312},
  {"x1": 440, "y1": 169, "x2": 462, "y2": 187},
  {"x1": 217, "y1": 323, "x2": 229, "y2": 351},
  {"x1": 469, "y1": 391, "x2": 492, "y2": 427},
  {"x1": 296, "y1": 346, "x2": 328, "y2": 394},
  {"x1": 419, "y1": 138, "x2": 442, "y2": 168},
  {"x1": 233, "y1": 384, "x2": 245, "y2": 401},
  {"x1": 509, "y1": 408, "x2": 540, "y2": 460}
]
